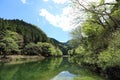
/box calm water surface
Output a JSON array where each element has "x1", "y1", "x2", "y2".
[{"x1": 0, "y1": 57, "x2": 106, "y2": 80}]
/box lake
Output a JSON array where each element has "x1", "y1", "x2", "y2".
[{"x1": 0, "y1": 57, "x2": 106, "y2": 80}]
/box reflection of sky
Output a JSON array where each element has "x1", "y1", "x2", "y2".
[{"x1": 51, "y1": 71, "x2": 77, "y2": 80}]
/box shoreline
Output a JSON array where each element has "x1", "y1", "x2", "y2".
[
  {"x1": 0, "y1": 55, "x2": 45, "y2": 65},
  {"x1": 0, "y1": 55, "x2": 70, "y2": 65}
]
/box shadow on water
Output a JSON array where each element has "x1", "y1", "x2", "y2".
[{"x1": 0, "y1": 57, "x2": 106, "y2": 80}]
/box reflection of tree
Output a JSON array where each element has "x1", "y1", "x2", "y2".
[
  {"x1": 0, "y1": 57, "x2": 105, "y2": 80},
  {"x1": 48, "y1": 58, "x2": 63, "y2": 70},
  {"x1": 0, "y1": 58, "x2": 63, "y2": 80}
]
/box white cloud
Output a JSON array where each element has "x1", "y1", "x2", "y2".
[
  {"x1": 52, "y1": 0, "x2": 67, "y2": 4},
  {"x1": 21, "y1": 0, "x2": 27, "y2": 4},
  {"x1": 43, "y1": 0, "x2": 49, "y2": 2},
  {"x1": 40, "y1": 0, "x2": 115, "y2": 31},
  {"x1": 39, "y1": 7, "x2": 77, "y2": 31},
  {"x1": 21, "y1": 0, "x2": 26, "y2": 4}
]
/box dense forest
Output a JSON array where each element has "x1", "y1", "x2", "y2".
[
  {"x1": 68, "y1": 0, "x2": 120, "y2": 80},
  {"x1": 0, "y1": 18, "x2": 64, "y2": 57}
]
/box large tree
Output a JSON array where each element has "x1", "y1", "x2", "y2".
[
  {"x1": 0, "y1": 37, "x2": 19, "y2": 58},
  {"x1": 0, "y1": 30, "x2": 20, "y2": 58},
  {"x1": 69, "y1": 0, "x2": 120, "y2": 74}
]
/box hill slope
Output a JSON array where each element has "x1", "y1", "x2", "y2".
[
  {"x1": 50, "y1": 38, "x2": 71, "y2": 55},
  {"x1": 0, "y1": 18, "x2": 62, "y2": 57},
  {"x1": 0, "y1": 18, "x2": 50, "y2": 44}
]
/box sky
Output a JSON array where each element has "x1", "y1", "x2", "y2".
[
  {"x1": 0, "y1": 0, "x2": 74, "y2": 42},
  {"x1": 0, "y1": 0, "x2": 115, "y2": 42}
]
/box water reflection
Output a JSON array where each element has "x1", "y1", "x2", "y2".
[
  {"x1": 51, "y1": 71, "x2": 76, "y2": 80},
  {"x1": 0, "y1": 57, "x2": 106, "y2": 80}
]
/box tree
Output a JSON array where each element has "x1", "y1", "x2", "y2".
[
  {"x1": 5, "y1": 30, "x2": 24, "y2": 49},
  {"x1": 69, "y1": 1, "x2": 120, "y2": 79},
  {"x1": 0, "y1": 37, "x2": 19, "y2": 58},
  {"x1": 24, "y1": 42, "x2": 63, "y2": 56},
  {"x1": 24, "y1": 42, "x2": 41, "y2": 55},
  {"x1": 0, "y1": 42, "x2": 6, "y2": 55},
  {"x1": 69, "y1": 0, "x2": 119, "y2": 30}
]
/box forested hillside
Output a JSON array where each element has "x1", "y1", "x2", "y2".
[
  {"x1": 0, "y1": 18, "x2": 50, "y2": 43},
  {"x1": 68, "y1": 0, "x2": 120, "y2": 80},
  {"x1": 0, "y1": 18, "x2": 62, "y2": 57},
  {"x1": 50, "y1": 38, "x2": 72, "y2": 55}
]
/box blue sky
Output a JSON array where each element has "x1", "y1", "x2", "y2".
[
  {"x1": 1, "y1": 0, "x2": 114, "y2": 42},
  {"x1": 0, "y1": 0, "x2": 74, "y2": 42}
]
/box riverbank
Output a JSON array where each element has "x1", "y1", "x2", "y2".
[{"x1": 0, "y1": 55, "x2": 45, "y2": 65}]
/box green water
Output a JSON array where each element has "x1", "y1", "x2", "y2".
[{"x1": 0, "y1": 57, "x2": 106, "y2": 80}]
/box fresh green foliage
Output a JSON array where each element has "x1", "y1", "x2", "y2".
[
  {"x1": 98, "y1": 30, "x2": 120, "y2": 69},
  {"x1": 24, "y1": 42, "x2": 62, "y2": 56},
  {"x1": 69, "y1": 0, "x2": 120, "y2": 79},
  {"x1": 0, "y1": 30, "x2": 20, "y2": 57},
  {"x1": 1, "y1": 37, "x2": 19, "y2": 53},
  {"x1": 0, "y1": 18, "x2": 50, "y2": 44},
  {"x1": 0, "y1": 18, "x2": 63, "y2": 57},
  {"x1": 23, "y1": 42, "x2": 40, "y2": 55}
]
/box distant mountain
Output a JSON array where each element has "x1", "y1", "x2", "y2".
[
  {"x1": 50, "y1": 38, "x2": 71, "y2": 55},
  {"x1": 64, "y1": 40, "x2": 71, "y2": 46}
]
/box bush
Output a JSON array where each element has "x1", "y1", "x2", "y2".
[{"x1": 24, "y1": 42, "x2": 63, "y2": 56}]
